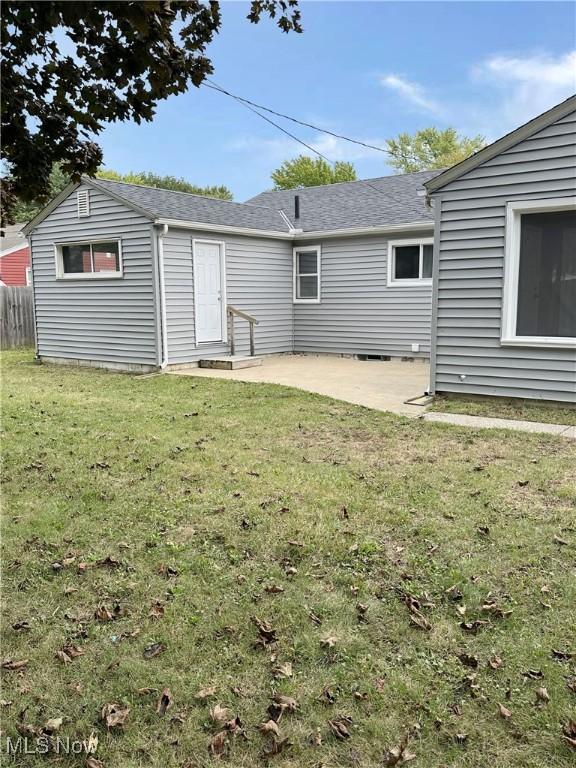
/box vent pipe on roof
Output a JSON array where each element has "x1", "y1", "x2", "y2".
[{"x1": 294, "y1": 194, "x2": 300, "y2": 220}]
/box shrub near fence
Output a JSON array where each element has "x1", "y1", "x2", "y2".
[{"x1": 0, "y1": 286, "x2": 35, "y2": 348}]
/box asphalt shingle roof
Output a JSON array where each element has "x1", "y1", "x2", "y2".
[
  {"x1": 91, "y1": 178, "x2": 290, "y2": 233},
  {"x1": 245, "y1": 170, "x2": 440, "y2": 232},
  {"x1": 90, "y1": 170, "x2": 440, "y2": 235}
]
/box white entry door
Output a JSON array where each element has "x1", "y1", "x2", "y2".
[{"x1": 193, "y1": 240, "x2": 225, "y2": 343}]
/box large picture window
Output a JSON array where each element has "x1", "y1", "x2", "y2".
[
  {"x1": 293, "y1": 246, "x2": 320, "y2": 302},
  {"x1": 55, "y1": 240, "x2": 122, "y2": 279},
  {"x1": 388, "y1": 239, "x2": 433, "y2": 286},
  {"x1": 502, "y1": 199, "x2": 576, "y2": 347}
]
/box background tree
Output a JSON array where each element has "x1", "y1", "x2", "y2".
[
  {"x1": 271, "y1": 156, "x2": 357, "y2": 189},
  {"x1": 385, "y1": 128, "x2": 486, "y2": 173},
  {"x1": 96, "y1": 170, "x2": 233, "y2": 200},
  {"x1": 1, "y1": 0, "x2": 301, "y2": 225}
]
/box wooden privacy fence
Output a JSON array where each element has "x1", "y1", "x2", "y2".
[{"x1": 0, "y1": 286, "x2": 35, "y2": 348}]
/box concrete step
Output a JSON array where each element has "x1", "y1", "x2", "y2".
[{"x1": 199, "y1": 356, "x2": 263, "y2": 370}]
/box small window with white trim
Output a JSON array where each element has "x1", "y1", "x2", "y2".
[
  {"x1": 388, "y1": 239, "x2": 433, "y2": 285},
  {"x1": 77, "y1": 189, "x2": 90, "y2": 217},
  {"x1": 293, "y1": 246, "x2": 320, "y2": 302},
  {"x1": 55, "y1": 240, "x2": 122, "y2": 279},
  {"x1": 502, "y1": 198, "x2": 576, "y2": 347}
]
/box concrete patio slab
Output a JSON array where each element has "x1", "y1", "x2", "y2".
[
  {"x1": 170, "y1": 354, "x2": 430, "y2": 417},
  {"x1": 423, "y1": 411, "x2": 576, "y2": 439}
]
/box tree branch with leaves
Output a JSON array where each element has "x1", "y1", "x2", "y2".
[
  {"x1": 1, "y1": 0, "x2": 302, "y2": 225},
  {"x1": 385, "y1": 128, "x2": 486, "y2": 173}
]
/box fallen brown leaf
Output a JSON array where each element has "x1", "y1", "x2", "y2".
[
  {"x1": 499, "y1": 704, "x2": 512, "y2": 719},
  {"x1": 460, "y1": 620, "x2": 489, "y2": 633},
  {"x1": 328, "y1": 715, "x2": 352, "y2": 740},
  {"x1": 259, "y1": 719, "x2": 280, "y2": 737},
  {"x1": 1, "y1": 659, "x2": 28, "y2": 670},
  {"x1": 561, "y1": 719, "x2": 576, "y2": 749},
  {"x1": 149, "y1": 601, "x2": 165, "y2": 619},
  {"x1": 252, "y1": 617, "x2": 278, "y2": 648},
  {"x1": 488, "y1": 656, "x2": 503, "y2": 670},
  {"x1": 94, "y1": 605, "x2": 114, "y2": 622},
  {"x1": 320, "y1": 635, "x2": 337, "y2": 649},
  {"x1": 273, "y1": 661, "x2": 292, "y2": 679},
  {"x1": 535, "y1": 687, "x2": 550, "y2": 705},
  {"x1": 458, "y1": 653, "x2": 479, "y2": 668},
  {"x1": 143, "y1": 642, "x2": 165, "y2": 659},
  {"x1": 86, "y1": 758, "x2": 104, "y2": 768},
  {"x1": 43, "y1": 716, "x2": 63, "y2": 733},
  {"x1": 208, "y1": 730, "x2": 229, "y2": 758},
  {"x1": 210, "y1": 704, "x2": 232, "y2": 726},
  {"x1": 101, "y1": 702, "x2": 130, "y2": 729},
  {"x1": 157, "y1": 687, "x2": 173, "y2": 716},
  {"x1": 262, "y1": 735, "x2": 291, "y2": 757},
  {"x1": 195, "y1": 686, "x2": 217, "y2": 700}
]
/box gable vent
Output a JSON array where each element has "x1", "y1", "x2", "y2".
[{"x1": 77, "y1": 189, "x2": 90, "y2": 217}]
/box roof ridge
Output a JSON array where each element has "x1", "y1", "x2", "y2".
[
  {"x1": 248, "y1": 168, "x2": 442, "y2": 198},
  {"x1": 92, "y1": 176, "x2": 282, "y2": 214}
]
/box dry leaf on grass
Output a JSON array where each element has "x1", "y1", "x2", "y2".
[
  {"x1": 383, "y1": 736, "x2": 417, "y2": 766},
  {"x1": 208, "y1": 730, "x2": 229, "y2": 758},
  {"x1": 328, "y1": 715, "x2": 352, "y2": 740},
  {"x1": 535, "y1": 687, "x2": 550, "y2": 705},
  {"x1": 498, "y1": 704, "x2": 512, "y2": 719},
  {"x1": 488, "y1": 656, "x2": 503, "y2": 669},
  {"x1": 273, "y1": 662, "x2": 292, "y2": 679},
  {"x1": 143, "y1": 642, "x2": 165, "y2": 659},
  {"x1": 265, "y1": 584, "x2": 284, "y2": 594},
  {"x1": 252, "y1": 617, "x2": 278, "y2": 648},
  {"x1": 1, "y1": 658, "x2": 28, "y2": 670},
  {"x1": 410, "y1": 613, "x2": 432, "y2": 631},
  {"x1": 101, "y1": 702, "x2": 130, "y2": 729},
  {"x1": 262, "y1": 735, "x2": 291, "y2": 757},
  {"x1": 320, "y1": 636, "x2": 337, "y2": 649},
  {"x1": 94, "y1": 605, "x2": 114, "y2": 622},
  {"x1": 149, "y1": 602, "x2": 165, "y2": 619},
  {"x1": 195, "y1": 686, "x2": 217, "y2": 700},
  {"x1": 561, "y1": 719, "x2": 576, "y2": 749},
  {"x1": 86, "y1": 758, "x2": 104, "y2": 768},
  {"x1": 43, "y1": 716, "x2": 63, "y2": 733},
  {"x1": 259, "y1": 719, "x2": 280, "y2": 737},
  {"x1": 460, "y1": 620, "x2": 489, "y2": 633},
  {"x1": 458, "y1": 653, "x2": 479, "y2": 668},
  {"x1": 210, "y1": 704, "x2": 232, "y2": 726},
  {"x1": 157, "y1": 688, "x2": 173, "y2": 716}
]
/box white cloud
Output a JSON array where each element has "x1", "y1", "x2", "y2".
[
  {"x1": 471, "y1": 51, "x2": 576, "y2": 131},
  {"x1": 379, "y1": 74, "x2": 444, "y2": 116}
]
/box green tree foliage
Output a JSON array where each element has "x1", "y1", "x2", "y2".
[
  {"x1": 271, "y1": 155, "x2": 357, "y2": 189},
  {"x1": 96, "y1": 170, "x2": 233, "y2": 200},
  {"x1": 385, "y1": 128, "x2": 486, "y2": 173},
  {"x1": 1, "y1": 1, "x2": 301, "y2": 224},
  {"x1": 11, "y1": 165, "x2": 70, "y2": 224}
]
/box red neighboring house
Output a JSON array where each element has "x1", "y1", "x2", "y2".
[{"x1": 0, "y1": 224, "x2": 31, "y2": 286}]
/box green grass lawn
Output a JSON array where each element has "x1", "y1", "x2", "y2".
[
  {"x1": 430, "y1": 395, "x2": 576, "y2": 426},
  {"x1": 2, "y1": 349, "x2": 575, "y2": 768}
]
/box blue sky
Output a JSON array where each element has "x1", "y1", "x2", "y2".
[{"x1": 97, "y1": 1, "x2": 576, "y2": 200}]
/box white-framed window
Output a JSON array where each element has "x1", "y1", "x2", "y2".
[
  {"x1": 293, "y1": 246, "x2": 321, "y2": 303},
  {"x1": 77, "y1": 190, "x2": 90, "y2": 217},
  {"x1": 387, "y1": 239, "x2": 434, "y2": 286},
  {"x1": 54, "y1": 239, "x2": 123, "y2": 279},
  {"x1": 502, "y1": 197, "x2": 576, "y2": 348}
]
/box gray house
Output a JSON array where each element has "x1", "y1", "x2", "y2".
[
  {"x1": 425, "y1": 95, "x2": 576, "y2": 403},
  {"x1": 23, "y1": 170, "x2": 437, "y2": 371}
]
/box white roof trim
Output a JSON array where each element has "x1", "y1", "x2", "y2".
[
  {"x1": 425, "y1": 94, "x2": 576, "y2": 194},
  {"x1": 154, "y1": 218, "x2": 433, "y2": 240}
]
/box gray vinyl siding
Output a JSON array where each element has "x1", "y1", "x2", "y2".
[
  {"x1": 432, "y1": 109, "x2": 576, "y2": 402},
  {"x1": 30, "y1": 183, "x2": 158, "y2": 367},
  {"x1": 293, "y1": 232, "x2": 433, "y2": 357},
  {"x1": 163, "y1": 229, "x2": 293, "y2": 363}
]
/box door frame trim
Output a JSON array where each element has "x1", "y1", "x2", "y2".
[{"x1": 192, "y1": 238, "x2": 227, "y2": 345}]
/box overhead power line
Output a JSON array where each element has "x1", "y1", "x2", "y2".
[
  {"x1": 204, "y1": 79, "x2": 390, "y2": 157},
  {"x1": 204, "y1": 79, "x2": 405, "y2": 206}
]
